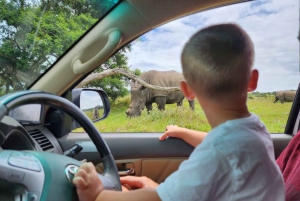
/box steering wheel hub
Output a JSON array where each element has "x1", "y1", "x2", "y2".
[{"x1": 65, "y1": 165, "x2": 80, "y2": 184}]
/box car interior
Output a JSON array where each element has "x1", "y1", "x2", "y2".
[{"x1": 0, "y1": 0, "x2": 298, "y2": 200}]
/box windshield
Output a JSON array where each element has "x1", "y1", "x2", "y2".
[{"x1": 0, "y1": 0, "x2": 119, "y2": 95}]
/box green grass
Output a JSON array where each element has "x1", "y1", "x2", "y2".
[
  {"x1": 83, "y1": 108, "x2": 105, "y2": 120},
  {"x1": 76, "y1": 95, "x2": 292, "y2": 133},
  {"x1": 247, "y1": 96, "x2": 292, "y2": 133}
]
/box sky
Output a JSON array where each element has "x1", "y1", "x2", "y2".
[
  {"x1": 80, "y1": 91, "x2": 103, "y2": 110},
  {"x1": 125, "y1": 0, "x2": 299, "y2": 92}
]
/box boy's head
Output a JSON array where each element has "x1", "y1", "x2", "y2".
[{"x1": 180, "y1": 23, "x2": 256, "y2": 102}]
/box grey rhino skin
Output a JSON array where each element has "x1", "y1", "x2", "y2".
[
  {"x1": 126, "y1": 70, "x2": 194, "y2": 117},
  {"x1": 274, "y1": 90, "x2": 296, "y2": 103}
]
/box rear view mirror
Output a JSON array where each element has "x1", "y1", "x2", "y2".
[{"x1": 72, "y1": 88, "x2": 110, "y2": 122}]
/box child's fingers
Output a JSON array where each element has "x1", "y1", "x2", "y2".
[
  {"x1": 165, "y1": 125, "x2": 172, "y2": 131},
  {"x1": 78, "y1": 162, "x2": 96, "y2": 175},
  {"x1": 160, "y1": 125, "x2": 179, "y2": 140},
  {"x1": 85, "y1": 162, "x2": 96, "y2": 172},
  {"x1": 120, "y1": 176, "x2": 145, "y2": 188},
  {"x1": 73, "y1": 176, "x2": 86, "y2": 188},
  {"x1": 166, "y1": 125, "x2": 177, "y2": 129},
  {"x1": 159, "y1": 133, "x2": 169, "y2": 140},
  {"x1": 75, "y1": 169, "x2": 88, "y2": 184},
  {"x1": 120, "y1": 176, "x2": 157, "y2": 189},
  {"x1": 122, "y1": 184, "x2": 132, "y2": 191}
]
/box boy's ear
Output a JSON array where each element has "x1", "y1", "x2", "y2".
[
  {"x1": 180, "y1": 81, "x2": 195, "y2": 100},
  {"x1": 247, "y1": 69, "x2": 259, "y2": 92}
]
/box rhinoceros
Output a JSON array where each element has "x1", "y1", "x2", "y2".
[
  {"x1": 274, "y1": 90, "x2": 296, "y2": 103},
  {"x1": 125, "y1": 70, "x2": 194, "y2": 117}
]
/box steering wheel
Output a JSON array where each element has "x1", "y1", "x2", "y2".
[{"x1": 0, "y1": 91, "x2": 121, "y2": 201}]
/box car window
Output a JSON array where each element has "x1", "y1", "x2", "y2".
[
  {"x1": 0, "y1": 0, "x2": 120, "y2": 94},
  {"x1": 78, "y1": 0, "x2": 299, "y2": 133}
]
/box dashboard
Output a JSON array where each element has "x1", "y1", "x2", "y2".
[{"x1": 1, "y1": 104, "x2": 64, "y2": 155}]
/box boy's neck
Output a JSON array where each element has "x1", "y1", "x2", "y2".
[{"x1": 197, "y1": 95, "x2": 251, "y2": 129}]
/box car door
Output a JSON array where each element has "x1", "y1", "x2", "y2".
[{"x1": 57, "y1": 0, "x2": 299, "y2": 183}]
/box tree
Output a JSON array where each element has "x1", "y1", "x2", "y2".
[
  {"x1": 0, "y1": 0, "x2": 125, "y2": 96},
  {"x1": 83, "y1": 46, "x2": 142, "y2": 101},
  {"x1": 77, "y1": 68, "x2": 180, "y2": 92}
]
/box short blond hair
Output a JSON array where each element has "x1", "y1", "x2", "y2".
[{"x1": 181, "y1": 23, "x2": 254, "y2": 100}]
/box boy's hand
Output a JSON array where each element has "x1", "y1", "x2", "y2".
[
  {"x1": 73, "y1": 162, "x2": 103, "y2": 201},
  {"x1": 120, "y1": 176, "x2": 158, "y2": 189},
  {"x1": 159, "y1": 125, "x2": 181, "y2": 140}
]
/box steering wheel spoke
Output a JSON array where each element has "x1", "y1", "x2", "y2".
[{"x1": 0, "y1": 150, "x2": 45, "y2": 200}]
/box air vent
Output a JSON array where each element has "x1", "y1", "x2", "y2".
[{"x1": 28, "y1": 129, "x2": 54, "y2": 151}]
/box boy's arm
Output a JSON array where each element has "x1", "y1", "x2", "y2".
[
  {"x1": 159, "y1": 125, "x2": 207, "y2": 147},
  {"x1": 96, "y1": 189, "x2": 160, "y2": 201}
]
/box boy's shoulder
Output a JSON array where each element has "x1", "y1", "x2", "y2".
[
  {"x1": 210, "y1": 113, "x2": 266, "y2": 136},
  {"x1": 202, "y1": 114, "x2": 271, "y2": 154}
]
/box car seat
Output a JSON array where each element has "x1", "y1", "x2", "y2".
[{"x1": 276, "y1": 130, "x2": 300, "y2": 200}]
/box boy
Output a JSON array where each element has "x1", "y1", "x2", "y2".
[{"x1": 73, "y1": 23, "x2": 285, "y2": 201}]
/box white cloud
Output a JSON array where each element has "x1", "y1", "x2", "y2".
[
  {"x1": 125, "y1": 0, "x2": 299, "y2": 92},
  {"x1": 80, "y1": 91, "x2": 103, "y2": 110}
]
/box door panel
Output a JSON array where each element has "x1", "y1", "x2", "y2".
[
  {"x1": 141, "y1": 159, "x2": 184, "y2": 183},
  {"x1": 58, "y1": 132, "x2": 292, "y2": 183},
  {"x1": 58, "y1": 132, "x2": 292, "y2": 160},
  {"x1": 272, "y1": 134, "x2": 293, "y2": 158},
  {"x1": 58, "y1": 133, "x2": 194, "y2": 162}
]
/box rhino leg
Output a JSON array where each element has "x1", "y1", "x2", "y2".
[
  {"x1": 146, "y1": 102, "x2": 153, "y2": 114},
  {"x1": 155, "y1": 97, "x2": 166, "y2": 111},
  {"x1": 279, "y1": 98, "x2": 284, "y2": 104},
  {"x1": 188, "y1": 100, "x2": 195, "y2": 110},
  {"x1": 177, "y1": 100, "x2": 183, "y2": 106}
]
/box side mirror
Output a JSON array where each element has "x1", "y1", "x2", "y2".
[{"x1": 72, "y1": 88, "x2": 110, "y2": 122}]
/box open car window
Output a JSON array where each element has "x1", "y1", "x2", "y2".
[{"x1": 75, "y1": 0, "x2": 299, "y2": 134}]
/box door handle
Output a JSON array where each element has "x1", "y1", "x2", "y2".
[
  {"x1": 118, "y1": 162, "x2": 135, "y2": 176},
  {"x1": 118, "y1": 168, "x2": 135, "y2": 176}
]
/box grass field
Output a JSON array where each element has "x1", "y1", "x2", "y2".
[
  {"x1": 78, "y1": 95, "x2": 293, "y2": 133},
  {"x1": 82, "y1": 108, "x2": 105, "y2": 120}
]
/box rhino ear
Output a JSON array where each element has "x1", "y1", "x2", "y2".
[
  {"x1": 139, "y1": 85, "x2": 146, "y2": 92},
  {"x1": 130, "y1": 81, "x2": 136, "y2": 88}
]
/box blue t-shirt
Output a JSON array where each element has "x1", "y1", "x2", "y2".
[{"x1": 156, "y1": 114, "x2": 285, "y2": 201}]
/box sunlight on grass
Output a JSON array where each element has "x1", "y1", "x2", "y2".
[{"x1": 75, "y1": 95, "x2": 292, "y2": 133}]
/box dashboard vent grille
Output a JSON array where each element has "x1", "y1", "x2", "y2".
[{"x1": 28, "y1": 129, "x2": 54, "y2": 151}]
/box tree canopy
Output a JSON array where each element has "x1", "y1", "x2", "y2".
[{"x1": 0, "y1": 0, "x2": 139, "y2": 100}]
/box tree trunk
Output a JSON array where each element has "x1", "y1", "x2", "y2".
[{"x1": 76, "y1": 68, "x2": 181, "y2": 92}]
